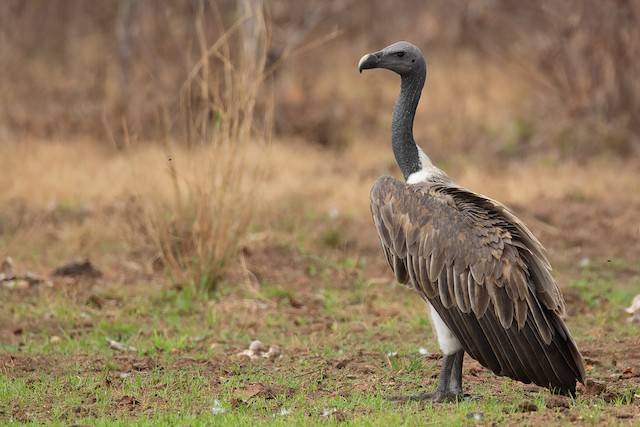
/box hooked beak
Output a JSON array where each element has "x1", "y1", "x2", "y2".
[{"x1": 358, "y1": 51, "x2": 381, "y2": 73}]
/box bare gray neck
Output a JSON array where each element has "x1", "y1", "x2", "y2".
[{"x1": 392, "y1": 64, "x2": 426, "y2": 181}]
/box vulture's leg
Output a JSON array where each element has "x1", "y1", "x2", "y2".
[
  {"x1": 387, "y1": 349, "x2": 465, "y2": 403},
  {"x1": 448, "y1": 350, "x2": 464, "y2": 396}
]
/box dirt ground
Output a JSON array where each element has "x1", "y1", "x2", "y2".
[{"x1": 2, "y1": 151, "x2": 640, "y2": 424}]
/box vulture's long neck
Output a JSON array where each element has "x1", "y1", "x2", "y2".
[{"x1": 392, "y1": 64, "x2": 427, "y2": 181}]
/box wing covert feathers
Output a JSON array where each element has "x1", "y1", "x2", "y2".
[{"x1": 370, "y1": 176, "x2": 585, "y2": 394}]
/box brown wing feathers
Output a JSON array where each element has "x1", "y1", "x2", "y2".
[{"x1": 370, "y1": 176, "x2": 585, "y2": 394}]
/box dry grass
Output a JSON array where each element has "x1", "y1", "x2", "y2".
[
  {"x1": 126, "y1": 2, "x2": 271, "y2": 291},
  {"x1": 2, "y1": 135, "x2": 638, "y2": 273},
  {"x1": 1, "y1": 3, "x2": 274, "y2": 291},
  {"x1": 2, "y1": 21, "x2": 639, "y2": 285}
]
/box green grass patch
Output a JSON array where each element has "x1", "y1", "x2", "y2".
[{"x1": 2, "y1": 245, "x2": 638, "y2": 425}]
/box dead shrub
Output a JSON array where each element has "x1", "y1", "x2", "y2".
[{"x1": 131, "y1": 0, "x2": 271, "y2": 291}]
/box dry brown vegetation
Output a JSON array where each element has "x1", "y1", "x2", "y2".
[
  {"x1": 1, "y1": 1, "x2": 640, "y2": 425},
  {"x1": 2, "y1": 0, "x2": 639, "y2": 155}
]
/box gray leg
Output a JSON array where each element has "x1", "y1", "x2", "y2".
[
  {"x1": 387, "y1": 349, "x2": 466, "y2": 403},
  {"x1": 448, "y1": 350, "x2": 464, "y2": 396}
]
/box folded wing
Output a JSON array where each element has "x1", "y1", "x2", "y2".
[{"x1": 370, "y1": 176, "x2": 585, "y2": 393}]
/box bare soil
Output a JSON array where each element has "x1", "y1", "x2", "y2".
[{"x1": 2, "y1": 187, "x2": 640, "y2": 425}]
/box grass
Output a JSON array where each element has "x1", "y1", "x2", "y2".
[
  {"x1": 2, "y1": 245, "x2": 639, "y2": 425},
  {"x1": 2, "y1": 14, "x2": 640, "y2": 424},
  {"x1": 2, "y1": 141, "x2": 639, "y2": 425},
  {"x1": 2, "y1": 354, "x2": 635, "y2": 426}
]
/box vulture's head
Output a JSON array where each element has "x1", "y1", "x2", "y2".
[{"x1": 358, "y1": 41, "x2": 425, "y2": 77}]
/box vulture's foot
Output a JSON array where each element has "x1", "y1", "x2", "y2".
[{"x1": 387, "y1": 350, "x2": 471, "y2": 403}]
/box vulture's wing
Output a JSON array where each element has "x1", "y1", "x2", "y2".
[{"x1": 370, "y1": 176, "x2": 585, "y2": 393}]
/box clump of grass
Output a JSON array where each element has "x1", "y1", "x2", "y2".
[{"x1": 134, "y1": 1, "x2": 271, "y2": 292}]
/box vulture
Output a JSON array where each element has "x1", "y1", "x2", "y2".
[{"x1": 358, "y1": 41, "x2": 585, "y2": 402}]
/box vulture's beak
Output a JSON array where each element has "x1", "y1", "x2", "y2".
[{"x1": 358, "y1": 51, "x2": 381, "y2": 73}]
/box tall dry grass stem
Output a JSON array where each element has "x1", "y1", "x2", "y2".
[{"x1": 133, "y1": 0, "x2": 271, "y2": 291}]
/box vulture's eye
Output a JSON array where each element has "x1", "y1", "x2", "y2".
[{"x1": 395, "y1": 52, "x2": 405, "y2": 58}]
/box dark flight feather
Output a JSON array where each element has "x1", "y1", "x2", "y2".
[{"x1": 370, "y1": 175, "x2": 585, "y2": 394}]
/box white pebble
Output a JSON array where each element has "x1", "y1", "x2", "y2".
[
  {"x1": 322, "y1": 408, "x2": 338, "y2": 417},
  {"x1": 211, "y1": 399, "x2": 226, "y2": 414},
  {"x1": 579, "y1": 258, "x2": 590, "y2": 268},
  {"x1": 249, "y1": 340, "x2": 264, "y2": 352}
]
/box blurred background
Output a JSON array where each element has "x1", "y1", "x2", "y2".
[
  {"x1": 1, "y1": 0, "x2": 639, "y2": 287},
  {"x1": 2, "y1": 0, "x2": 639, "y2": 156},
  {"x1": 2, "y1": 4, "x2": 640, "y2": 423}
]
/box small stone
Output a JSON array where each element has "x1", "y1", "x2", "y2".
[
  {"x1": 546, "y1": 395, "x2": 570, "y2": 409},
  {"x1": 322, "y1": 408, "x2": 347, "y2": 421},
  {"x1": 211, "y1": 399, "x2": 226, "y2": 414},
  {"x1": 625, "y1": 295, "x2": 640, "y2": 323},
  {"x1": 249, "y1": 340, "x2": 264, "y2": 352},
  {"x1": 52, "y1": 260, "x2": 102, "y2": 278},
  {"x1": 322, "y1": 408, "x2": 338, "y2": 417},
  {"x1": 273, "y1": 407, "x2": 290, "y2": 417},
  {"x1": 467, "y1": 412, "x2": 484, "y2": 421},
  {"x1": 581, "y1": 378, "x2": 606, "y2": 395},
  {"x1": 106, "y1": 338, "x2": 137, "y2": 352},
  {"x1": 1, "y1": 257, "x2": 13, "y2": 275},
  {"x1": 263, "y1": 345, "x2": 281, "y2": 359},
  {"x1": 236, "y1": 349, "x2": 258, "y2": 360}
]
